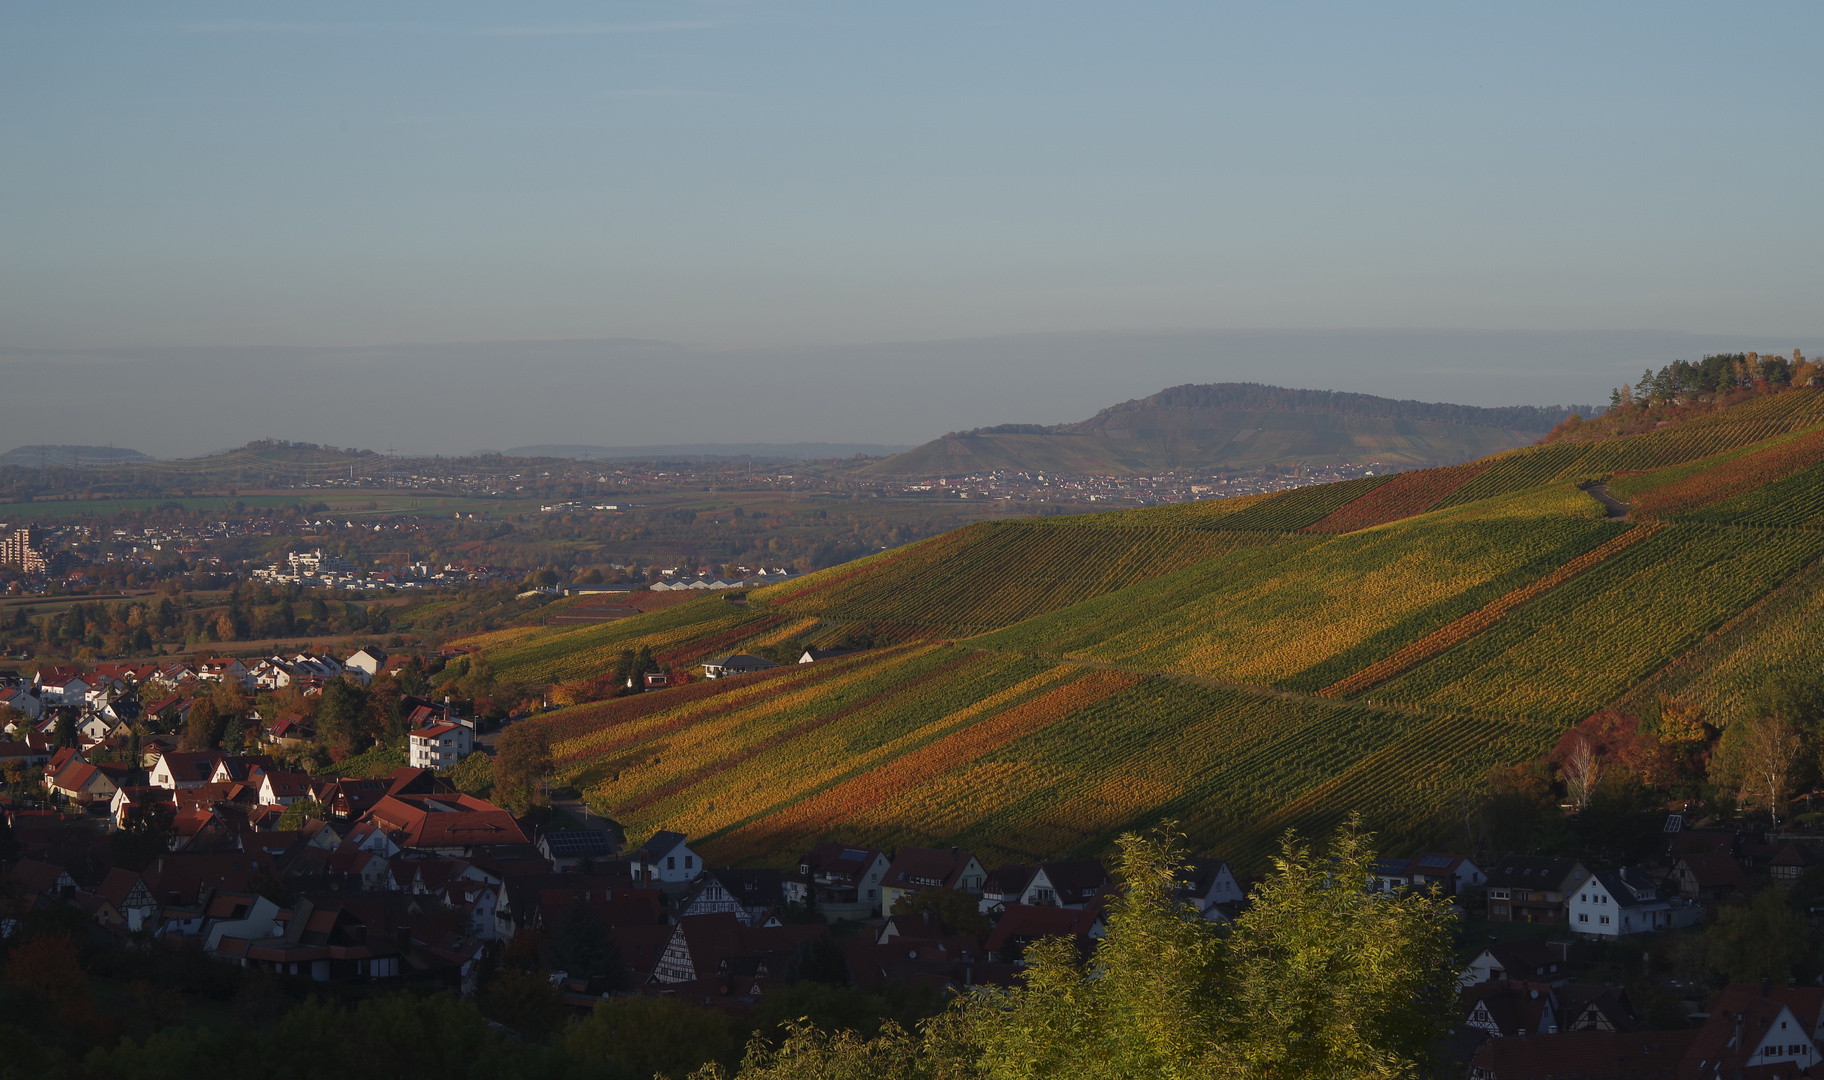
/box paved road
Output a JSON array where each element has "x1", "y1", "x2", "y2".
[{"x1": 1585, "y1": 483, "x2": 1631, "y2": 519}]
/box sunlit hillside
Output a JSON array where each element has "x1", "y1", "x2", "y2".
[{"x1": 458, "y1": 387, "x2": 1824, "y2": 871}]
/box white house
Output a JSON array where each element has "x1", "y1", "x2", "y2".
[
  {"x1": 343, "y1": 648, "x2": 388, "y2": 683},
  {"x1": 150, "y1": 751, "x2": 226, "y2": 790},
  {"x1": 633, "y1": 830, "x2": 701, "y2": 888},
  {"x1": 257, "y1": 770, "x2": 314, "y2": 807},
  {"x1": 1020, "y1": 860, "x2": 1109, "y2": 909},
  {"x1": 1568, "y1": 868, "x2": 1703, "y2": 938},
  {"x1": 407, "y1": 722, "x2": 472, "y2": 770},
  {"x1": 196, "y1": 658, "x2": 251, "y2": 687},
  {"x1": 1178, "y1": 858, "x2": 1246, "y2": 919},
  {"x1": 0, "y1": 686, "x2": 45, "y2": 723},
  {"x1": 34, "y1": 671, "x2": 88, "y2": 705},
  {"x1": 202, "y1": 893, "x2": 283, "y2": 952},
  {"x1": 700, "y1": 654, "x2": 777, "y2": 678}
]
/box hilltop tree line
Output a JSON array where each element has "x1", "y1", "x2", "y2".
[{"x1": 1610, "y1": 350, "x2": 1816, "y2": 409}]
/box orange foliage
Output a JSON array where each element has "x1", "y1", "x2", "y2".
[
  {"x1": 1632, "y1": 428, "x2": 1824, "y2": 519},
  {"x1": 1305, "y1": 461, "x2": 1492, "y2": 533},
  {"x1": 713, "y1": 668, "x2": 1141, "y2": 854}
]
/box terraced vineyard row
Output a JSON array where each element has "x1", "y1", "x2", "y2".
[
  {"x1": 765, "y1": 520, "x2": 1281, "y2": 631},
  {"x1": 1629, "y1": 428, "x2": 1824, "y2": 519},
  {"x1": 1322, "y1": 521, "x2": 1665, "y2": 697},
  {"x1": 973, "y1": 512, "x2": 1621, "y2": 692},
  {"x1": 535, "y1": 644, "x2": 1550, "y2": 869},
  {"x1": 481, "y1": 599, "x2": 764, "y2": 686},
  {"x1": 1304, "y1": 461, "x2": 1490, "y2": 533},
  {"x1": 1683, "y1": 458, "x2": 1824, "y2": 529},
  {"x1": 1613, "y1": 553, "x2": 1824, "y2": 728},
  {"x1": 1372, "y1": 523, "x2": 1824, "y2": 722}
]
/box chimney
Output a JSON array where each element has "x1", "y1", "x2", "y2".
[{"x1": 1761, "y1": 977, "x2": 1771, "y2": 997}]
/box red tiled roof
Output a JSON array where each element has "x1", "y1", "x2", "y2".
[{"x1": 1470, "y1": 1029, "x2": 1693, "y2": 1079}]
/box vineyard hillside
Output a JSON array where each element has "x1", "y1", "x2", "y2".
[{"x1": 457, "y1": 388, "x2": 1824, "y2": 872}]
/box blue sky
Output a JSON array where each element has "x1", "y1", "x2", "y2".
[{"x1": 4, "y1": 2, "x2": 1822, "y2": 453}]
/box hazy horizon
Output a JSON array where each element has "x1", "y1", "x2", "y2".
[
  {"x1": 6, "y1": 4, "x2": 1823, "y2": 456},
  {"x1": 4, "y1": 327, "x2": 1816, "y2": 459}
]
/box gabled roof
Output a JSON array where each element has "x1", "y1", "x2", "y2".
[
  {"x1": 1485, "y1": 855, "x2": 1584, "y2": 889},
  {"x1": 366, "y1": 794, "x2": 529, "y2": 849},
  {"x1": 636, "y1": 830, "x2": 690, "y2": 861},
  {"x1": 1682, "y1": 987, "x2": 1809, "y2": 1077},
  {"x1": 793, "y1": 842, "x2": 886, "y2": 885},
  {"x1": 1674, "y1": 852, "x2": 1750, "y2": 892},
  {"x1": 1030, "y1": 859, "x2": 1109, "y2": 902},
  {"x1": 884, "y1": 846, "x2": 979, "y2": 891},
  {"x1": 1469, "y1": 938, "x2": 1569, "y2": 981},
  {"x1": 1462, "y1": 979, "x2": 1558, "y2": 1036},
  {"x1": 984, "y1": 904, "x2": 1102, "y2": 955},
  {"x1": 539, "y1": 830, "x2": 617, "y2": 858},
  {"x1": 1470, "y1": 1029, "x2": 1693, "y2": 1079},
  {"x1": 1588, "y1": 869, "x2": 1663, "y2": 908},
  {"x1": 154, "y1": 751, "x2": 225, "y2": 783},
  {"x1": 260, "y1": 771, "x2": 314, "y2": 799},
  {"x1": 982, "y1": 864, "x2": 1036, "y2": 898}
]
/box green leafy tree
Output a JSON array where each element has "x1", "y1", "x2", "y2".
[
  {"x1": 570, "y1": 994, "x2": 747, "y2": 1079},
  {"x1": 481, "y1": 966, "x2": 567, "y2": 1044},
  {"x1": 314, "y1": 678, "x2": 370, "y2": 752},
  {"x1": 1707, "y1": 888, "x2": 1808, "y2": 984},
  {"x1": 52, "y1": 710, "x2": 78, "y2": 749},
  {"x1": 889, "y1": 887, "x2": 990, "y2": 937},
  {"x1": 276, "y1": 798, "x2": 328, "y2": 830},
  {"x1": 704, "y1": 820, "x2": 1459, "y2": 1080},
  {"x1": 110, "y1": 802, "x2": 176, "y2": 871}
]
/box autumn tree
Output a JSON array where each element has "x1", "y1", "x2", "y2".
[
  {"x1": 493, "y1": 726, "x2": 552, "y2": 815},
  {"x1": 1563, "y1": 734, "x2": 1601, "y2": 812},
  {"x1": 181, "y1": 698, "x2": 222, "y2": 751},
  {"x1": 1738, "y1": 710, "x2": 1804, "y2": 827}
]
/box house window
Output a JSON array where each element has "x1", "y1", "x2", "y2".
[
  {"x1": 1578, "y1": 913, "x2": 1588, "y2": 923},
  {"x1": 685, "y1": 856, "x2": 694, "y2": 870},
  {"x1": 1599, "y1": 916, "x2": 1610, "y2": 925},
  {"x1": 1491, "y1": 905, "x2": 1508, "y2": 915},
  {"x1": 667, "y1": 857, "x2": 676, "y2": 870},
  {"x1": 1489, "y1": 889, "x2": 1509, "y2": 900}
]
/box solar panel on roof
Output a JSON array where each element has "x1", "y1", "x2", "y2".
[
  {"x1": 841, "y1": 848, "x2": 869, "y2": 861},
  {"x1": 1418, "y1": 855, "x2": 1452, "y2": 868},
  {"x1": 544, "y1": 832, "x2": 615, "y2": 855}
]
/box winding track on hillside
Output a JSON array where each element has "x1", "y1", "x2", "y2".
[{"x1": 1585, "y1": 483, "x2": 1631, "y2": 518}]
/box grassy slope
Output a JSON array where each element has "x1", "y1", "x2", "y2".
[{"x1": 459, "y1": 390, "x2": 1824, "y2": 871}]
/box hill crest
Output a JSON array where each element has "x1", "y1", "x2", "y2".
[{"x1": 867, "y1": 382, "x2": 1586, "y2": 477}]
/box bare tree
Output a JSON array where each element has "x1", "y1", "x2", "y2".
[
  {"x1": 1741, "y1": 711, "x2": 1803, "y2": 828},
  {"x1": 1564, "y1": 734, "x2": 1601, "y2": 812}
]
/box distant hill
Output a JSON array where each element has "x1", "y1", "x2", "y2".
[
  {"x1": 0, "y1": 445, "x2": 154, "y2": 468},
  {"x1": 862, "y1": 383, "x2": 1587, "y2": 477},
  {"x1": 504, "y1": 442, "x2": 913, "y2": 462}
]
